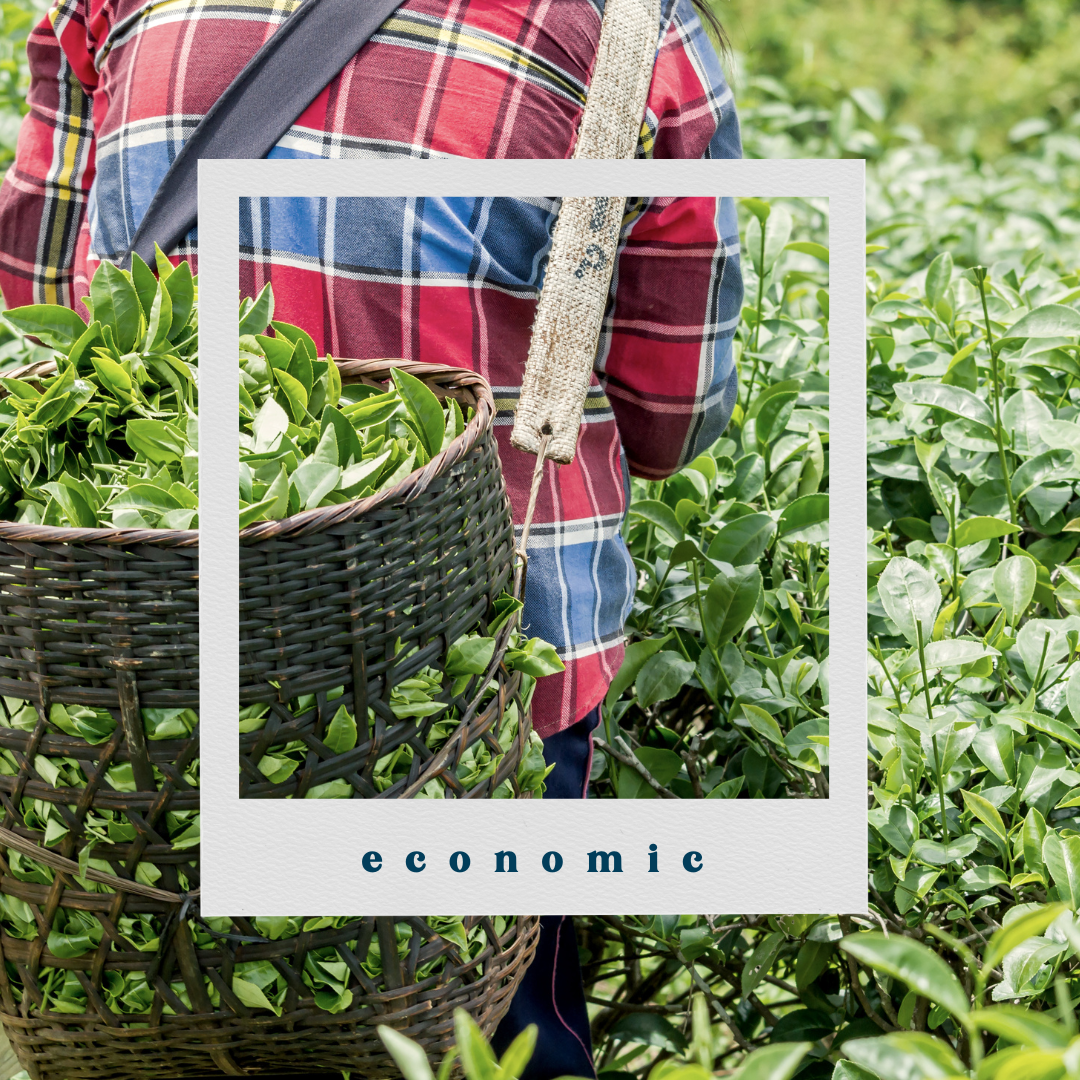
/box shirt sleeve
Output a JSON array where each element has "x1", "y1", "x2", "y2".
[
  {"x1": 643, "y1": 0, "x2": 742, "y2": 161},
  {"x1": 595, "y1": 195, "x2": 742, "y2": 481},
  {"x1": 596, "y1": 0, "x2": 742, "y2": 480},
  {"x1": 0, "y1": 0, "x2": 97, "y2": 310}
]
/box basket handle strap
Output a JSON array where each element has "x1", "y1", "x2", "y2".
[
  {"x1": 512, "y1": 431, "x2": 551, "y2": 600},
  {"x1": 510, "y1": 0, "x2": 662, "y2": 466}
]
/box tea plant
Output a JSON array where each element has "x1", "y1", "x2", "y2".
[
  {"x1": 563, "y1": 239, "x2": 1080, "y2": 1077},
  {"x1": 0, "y1": 0, "x2": 37, "y2": 173},
  {"x1": 867, "y1": 245, "x2": 1080, "y2": 913},
  {"x1": 730, "y1": 0, "x2": 1080, "y2": 161},
  {"x1": 595, "y1": 197, "x2": 829, "y2": 799},
  {"x1": 564, "y1": 905, "x2": 1080, "y2": 1080},
  {"x1": 377, "y1": 997, "x2": 810, "y2": 1080}
]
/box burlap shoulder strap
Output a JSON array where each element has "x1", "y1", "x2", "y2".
[{"x1": 511, "y1": 0, "x2": 662, "y2": 464}]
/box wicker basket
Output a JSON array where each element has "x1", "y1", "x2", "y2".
[
  {"x1": 239, "y1": 359, "x2": 530, "y2": 800},
  {"x1": 0, "y1": 360, "x2": 540, "y2": 1078},
  {"x1": 0, "y1": 912, "x2": 540, "y2": 1080}
]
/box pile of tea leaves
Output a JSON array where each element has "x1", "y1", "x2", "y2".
[
  {"x1": 239, "y1": 284, "x2": 465, "y2": 526},
  {"x1": 0, "y1": 262, "x2": 465, "y2": 532},
  {"x1": 0, "y1": 257, "x2": 546, "y2": 1026},
  {"x1": 0, "y1": 248, "x2": 197, "y2": 529}
]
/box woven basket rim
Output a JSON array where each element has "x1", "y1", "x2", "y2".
[{"x1": 0, "y1": 357, "x2": 496, "y2": 548}]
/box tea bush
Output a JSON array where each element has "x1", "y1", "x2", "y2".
[
  {"x1": 593, "y1": 196, "x2": 830, "y2": 799},
  {"x1": 729, "y1": 0, "x2": 1080, "y2": 160},
  {"x1": 0, "y1": 4, "x2": 1079, "y2": 1080},
  {"x1": 562, "y1": 176, "x2": 1080, "y2": 1077},
  {"x1": 562, "y1": 201, "x2": 1080, "y2": 1079}
]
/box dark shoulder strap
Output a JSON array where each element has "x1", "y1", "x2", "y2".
[{"x1": 121, "y1": 0, "x2": 404, "y2": 270}]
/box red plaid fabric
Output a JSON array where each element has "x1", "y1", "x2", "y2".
[{"x1": 0, "y1": 0, "x2": 743, "y2": 736}]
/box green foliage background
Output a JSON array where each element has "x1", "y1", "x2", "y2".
[
  {"x1": 0, "y1": 2, "x2": 1079, "y2": 1080},
  {"x1": 595, "y1": 196, "x2": 830, "y2": 801},
  {"x1": 727, "y1": 0, "x2": 1080, "y2": 161}
]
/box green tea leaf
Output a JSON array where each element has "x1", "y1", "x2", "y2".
[
  {"x1": 378, "y1": 1025, "x2": 437, "y2": 1080},
  {"x1": 924, "y1": 251, "x2": 953, "y2": 306},
  {"x1": 274, "y1": 367, "x2": 309, "y2": 425},
  {"x1": 703, "y1": 566, "x2": 761, "y2": 648},
  {"x1": 291, "y1": 459, "x2": 341, "y2": 510},
  {"x1": 47, "y1": 929, "x2": 96, "y2": 959},
  {"x1": 271, "y1": 320, "x2": 317, "y2": 359},
  {"x1": 41, "y1": 480, "x2": 95, "y2": 528},
  {"x1": 982, "y1": 904, "x2": 1066, "y2": 976},
  {"x1": 90, "y1": 261, "x2": 141, "y2": 354},
  {"x1": 954, "y1": 516, "x2": 1021, "y2": 548},
  {"x1": 1005, "y1": 303, "x2": 1080, "y2": 340},
  {"x1": 993, "y1": 556, "x2": 1036, "y2": 626},
  {"x1": 840, "y1": 933, "x2": 969, "y2": 1017},
  {"x1": 910, "y1": 834, "x2": 979, "y2": 864},
  {"x1": 231, "y1": 976, "x2": 281, "y2": 1016},
  {"x1": 1042, "y1": 832, "x2": 1080, "y2": 908},
  {"x1": 605, "y1": 637, "x2": 672, "y2": 709},
  {"x1": 252, "y1": 396, "x2": 290, "y2": 453},
  {"x1": 129, "y1": 252, "x2": 158, "y2": 317},
  {"x1": 238, "y1": 284, "x2": 275, "y2": 338},
  {"x1": 162, "y1": 260, "x2": 194, "y2": 339},
  {"x1": 961, "y1": 789, "x2": 1007, "y2": 842},
  {"x1": 1013, "y1": 449, "x2": 1076, "y2": 498},
  {"x1": 635, "y1": 651, "x2": 695, "y2": 707},
  {"x1": 734, "y1": 1042, "x2": 812, "y2": 1080},
  {"x1": 446, "y1": 636, "x2": 497, "y2": 677},
  {"x1": 629, "y1": 500, "x2": 683, "y2": 542},
  {"x1": 784, "y1": 240, "x2": 829, "y2": 263},
  {"x1": 878, "y1": 556, "x2": 941, "y2": 647},
  {"x1": 894, "y1": 380, "x2": 995, "y2": 429},
  {"x1": 742, "y1": 703, "x2": 785, "y2": 746},
  {"x1": 239, "y1": 496, "x2": 278, "y2": 529},
  {"x1": 4, "y1": 304, "x2": 89, "y2": 349},
  {"x1": 968, "y1": 1005, "x2": 1070, "y2": 1049},
  {"x1": 392, "y1": 367, "x2": 445, "y2": 458},
  {"x1": 125, "y1": 419, "x2": 187, "y2": 465},
  {"x1": 777, "y1": 492, "x2": 829, "y2": 541},
  {"x1": 635, "y1": 746, "x2": 683, "y2": 786},
  {"x1": 145, "y1": 281, "x2": 173, "y2": 352},
  {"x1": 842, "y1": 1033, "x2": 964, "y2": 1080},
  {"x1": 323, "y1": 705, "x2": 357, "y2": 755},
  {"x1": 708, "y1": 512, "x2": 776, "y2": 566}
]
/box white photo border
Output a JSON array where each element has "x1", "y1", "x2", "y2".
[{"x1": 198, "y1": 158, "x2": 866, "y2": 915}]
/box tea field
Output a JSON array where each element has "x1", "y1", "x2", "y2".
[{"x1": 0, "y1": 0, "x2": 1079, "y2": 1077}]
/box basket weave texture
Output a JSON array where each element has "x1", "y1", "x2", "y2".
[
  {"x1": 2, "y1": 915, "x2": 540, "y2": 1080},
  {"x1": 0, "y1": 359, "x2": 539, "y2": 1079},
  {"x1": 239, "y1": 359, "x2": 528, "y2": 799}
]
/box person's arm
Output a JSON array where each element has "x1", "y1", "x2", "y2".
[
  {"x1": 0, "y1": 0, "x2": 97, "y2": 310},
  {"x1": 596, "y1": 195, "x2": 742, "y2": 480},
  {"x1": 594, "y1": 0, "x2": 742, "y2": 480},
  {"x1": 643, "y1": 0, "x2": 742, "y2": 161}
]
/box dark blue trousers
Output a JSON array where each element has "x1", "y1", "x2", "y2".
[{"x1": 490, "y1": 707, "x2": 600, "y2": 1080}]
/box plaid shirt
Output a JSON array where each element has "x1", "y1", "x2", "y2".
[{"x1": 0, "y1": 0, "x2": 742, "y2": 737}]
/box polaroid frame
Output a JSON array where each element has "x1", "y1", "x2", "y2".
[{"x1": 198, "y1": 158, "x2": 866, "y2": 914}]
